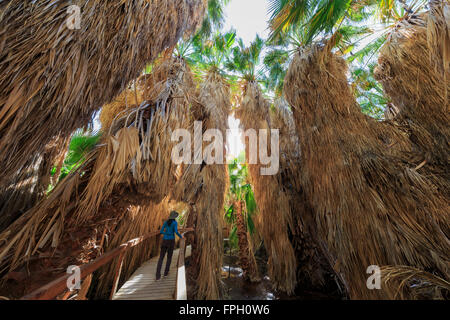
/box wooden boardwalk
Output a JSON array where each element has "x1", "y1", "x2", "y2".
[{"x1": 112, "y1": 246, "x2": 191, "y2": 300}]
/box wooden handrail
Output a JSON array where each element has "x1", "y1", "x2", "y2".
[{"x1": 21, "y1": 228, "x2": 193, "y2": 300}]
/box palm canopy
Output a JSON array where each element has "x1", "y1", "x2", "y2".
[
  {"x1": 177, "y1": 30, "x2": 237, "y2": 77},
  {"x1": 268, "y1": 0, "x2": 353, "y2": 43},
  {"x1": 268, "y1": 0, "x2": 428, "y2": 44},
  {"x1": 265, "y1": 0, "x2": 431, "y2": 118},
  {"x1": 224, "y1": 35, "x2": 266, "y2": 82},
  {"x1": 195, "y1": 0, "x2": 232, "y2": 39},
  {"x1": 261, "y1": 47, "x2": 291, "y2": 97},
  {"x1": 228, "y1": 159, "x2": 250, "y2": 200},
  {"x1": 51, "y1": 131, "x2": 101, "y2": 182}
]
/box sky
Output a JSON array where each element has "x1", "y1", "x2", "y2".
[{"x1": 223, "y1": 0, "x2": 270, "y2": 45}]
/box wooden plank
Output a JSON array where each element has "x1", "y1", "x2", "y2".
[
  {"x1": 115, "y1": 296, "x2": 173, "y2": 300},
  {"x1": 116, "y1": 281, "x2": 178, "y2": 289},
  {"x1": 176, "y1": 265, "x2": 187, "y2": 300},
  {"x1": 117, "y1": 296, "x2": 173, "y2": 300},
  {"x1": 112, "y1": 245, "x2": 192, "y2": 301},
  {"x1": 114, "y1": 289, "x2": 176, "y2": 297},
  {"x1": 116, "y1": 283, "x2": 177, "y2": 291},
  {"x1": 115, "y1": 292, "x2": 175, "y2": 298},
  {"x1": 119, "y1": 278, "x2": 177, "y2": 285},
  {"x1": 112, "y1": 247, "x2": 182, "y2": 300}
]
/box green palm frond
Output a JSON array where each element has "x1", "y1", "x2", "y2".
[
  {"x1": 227, "y1": 159, "x2": 258, "y2": 236},
  {"x1": 52, "y1": 132, "x2": 101, "y2": 181},
  {"x1": 268, "y1": 0, "x2": 312, "y2": 41},
  {"x1": 177, "y1": 30, "x2": 236, "y2": 80},
  {"x1": 195, "y1": 0, "x2": 232, "y2": 39},
  {"x1": 305, "y1": 0, "x2": 354, "y2": 44},
  {"x1": 269, "y1": 0, "x2": 354, "y2": 44},
  {"x1": 348, "y1": 34, "x2": 387, "y2": 62},
  {"x1": 351, "y1": 63, "x2": 388, "y2": 119},
  {"x1": 262, "y1": 47, "x2": 290, "y2": 96},
  {"x1": 225, "y1": 35, "x2": 265, "y2": 82},
  {"x1": 269, "y1": 0, "x2": 428, "y2": 47}
]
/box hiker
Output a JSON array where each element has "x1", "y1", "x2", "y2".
[{"x1": 155, "y1": 211, "x2": 183, "y2": 280}]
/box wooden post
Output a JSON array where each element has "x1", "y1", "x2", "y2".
[
  {"x1": 76, "y1": 274, "x2": 93, "y2": 300},
  {"x1": 175, "y1": 236, "x2": 187, "y2": 300},
  {"x1": 110, "y1": 249, "x2": 126, "y2": 300}
]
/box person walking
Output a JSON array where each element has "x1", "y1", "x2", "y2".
[{"x1": 155, "y1": 211, "x2": 183, "y2": 280}]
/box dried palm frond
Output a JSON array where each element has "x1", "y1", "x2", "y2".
[
  {"x1": 192, "y1": 70, "x2": 230, "y2": 299},
  {"x1": 381, "y1": 265, "x2": 450, "y2": 299},
  {"x1": 100, "y1": 53, "x2": 182, "y2": 132},
  {"x1": 0, "y1": 58, "x2": 197, "y2": 298},
  {"x1": 0, "y1": 135, "x2": 70, "y2": 231},
  {"x1": 172, "y1": 69, "x2": 231, "y2": 299},
  {"x1": 270, "y1": 99, "x2": 346, "y2": 297},
  {"x1": 100, "y1": 87, "x2": 144, "y2": 131},
  {"x1": 284, "y1": 36, "x2": 449, "y2": 299},
  {"x1": 0, "y1": 0, "x2": 207, "y2": 224},
  {"x1": 374, "y1": 6, "x2": 450, "y2": 199},
  {"x1": 236, "y1": 82, "x2": 297, "y2": 294},
  {"x1": 235, "y1": 200, "x2": 260, "y2": 282}
]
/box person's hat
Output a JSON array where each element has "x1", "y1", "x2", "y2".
[{"x1": 169, "y1": 211, "x2": 179, "y2": 219}]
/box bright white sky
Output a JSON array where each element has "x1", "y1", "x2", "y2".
[{"x1": 223, "y1": 0, "x2": 270, "y2": 45}]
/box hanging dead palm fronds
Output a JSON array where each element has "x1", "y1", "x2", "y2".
[
  {"x1": 0, "y1": 58, "x2": 197, "y2": 298},
  {"x1": 0, "y1": 0, "x2": 207, "y2": 224},
  {"x1": 374, "y1": 6, "x2": 450, "y2": 199},
  {"x1": 99, "y1": 54, "x2": 180, "y2": 131},
  {"x1": 235, "y1": 81, "x2": 297, "y2": 294},
  {"x1": 100, "y1": 88, "x2": 145, "y2": 131},
  {"x1": 172, "y1": 69, "x2": 231, "y2": 299},
  {"x1": 381, "y1": 265, "x2": 450, "y2": 299},
  {"x1": 192, "y1": 70, "x2": 230, "y2": 299},
  {"x1": 284, "y1": 37, "x2": 449, "y2": 299},
  {"x1": 0, "y1": 135, "x2": 70, "y2": 231},
  {"x1": 234, "y1": 200, "x2": 260, "y2": 282},
  {"x1": 270, "y1": 100, "x2": 347, "y2": 297}
]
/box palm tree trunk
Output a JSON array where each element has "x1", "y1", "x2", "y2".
[{"x1": 235, "y1": 201, "x2": 259, "y2": 282}]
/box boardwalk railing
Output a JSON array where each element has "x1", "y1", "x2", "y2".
[
  {"x1": 175, "y1": 235, "x2": 188, "y2": 300},
  {"x1": 21, "y1": 228, "x2": 194, "y2": 300}
]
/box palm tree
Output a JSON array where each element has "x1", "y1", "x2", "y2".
[
  {"x1": 281, "y1": 0, "x2": 450, "y2": 299},
  {"x1": 265, "y1": 0, "x2": 430, "y2": 118},
  {"x1": 195, "y1": 0, "x2": 232, "y2": 39},
  {"x1": 268, "y1": 0, "x2": 427, "y2": 41},
  {"x1": 225, "y1": 160, "x2": 260, "y2": 282},
  {"x1": 178, "y1": 30, "x2": 237, "y2": 78},
  {"x1": 225, "y1": 35, "x2": 265, "y2": 83},
  {"x1": 173, "y1": 29, "x2": 238, "y2": 299},
  {"x1": 261, "y1": 47, "x2": 291, "y2": 97},
  {"x1": 226, "y1": 35, "x2": 298, "y2": 294},
  {"x1": 0, "y1": 57, "x2": 200, "y2": 298}
]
